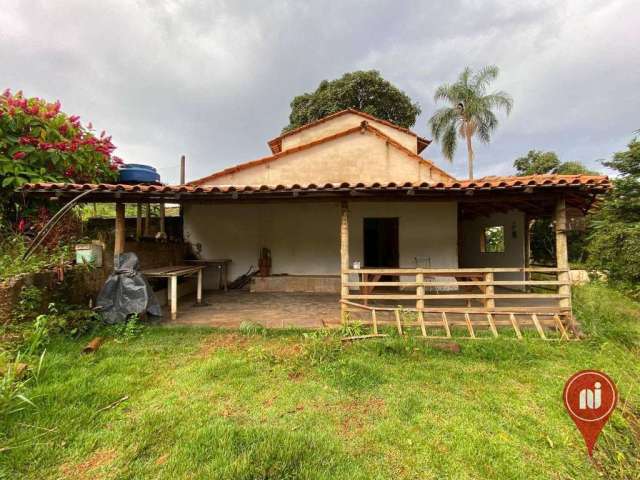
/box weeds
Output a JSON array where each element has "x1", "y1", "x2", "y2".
[
  {"x1": 239, "y1": 321, "x2": 267, "y2": 336},
  {"x1": 106, "y1": 314, "x2": 145, "y2": 341},
  {"x1": 0, "y1": 351, "x2": 45, "y2": 422}
]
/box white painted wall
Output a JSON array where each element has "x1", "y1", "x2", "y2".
[
  {"x1": 460, "y1": 210, "x2": 527, "y2": 281},
  {"x1": 183, "y1": 201, "x2": 458, "y2": 288}
]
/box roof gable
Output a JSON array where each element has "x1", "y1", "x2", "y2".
[
  {"x1": 268, "y1": 108, "x2": 430, "y2": 154},
  {"x1": 190, "y1": 121, "x2": 453, "y2": 186}
]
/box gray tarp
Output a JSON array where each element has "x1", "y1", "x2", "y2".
[{"x1": 96, "y1": 252, "x2": 162, "y2": 323}]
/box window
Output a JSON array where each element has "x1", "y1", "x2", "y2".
[{"x1": 481, "y1": 225, "x2": 505, "y2": 253}]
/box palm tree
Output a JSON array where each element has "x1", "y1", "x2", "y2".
[{"x1": 429, "y1": 66, "x2": 513, "y2": 179}]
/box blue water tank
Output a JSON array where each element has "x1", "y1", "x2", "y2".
[{"x1": 118, "y1": 164, "x2": 161, "y2": 184}]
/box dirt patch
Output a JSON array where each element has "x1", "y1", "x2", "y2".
[
  {"x1": 261, "y1": 341, "x2": 304, "y2": 361},
  {"x1": 317, "y1": 397, "x2": 387, "y2": 438},
  {"x1": 287, "y1": 370, "x2": 305, "y2": 382},
  {"x1": 155, "y1": 453, "x2": 169, "y2": 465},
  {"x1": 59, "y1": 448, "x2": 117, "y2": 479},
  {"x1": 197, "y1": 333, "x2": 250, "y2": 356}
]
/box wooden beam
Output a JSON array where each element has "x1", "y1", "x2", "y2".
[
  {"x1": 136, "y1": 203, "x2": 142, "y2": 240},
  {"x1": 340, "y1": 201, "x2": 349, "y2": 324},
  {"x1": 144, "y1": 203, "x2": 151, "y2": 237},
  {"x1": 158, "y1": 202, "x2": 166, "y2": 239},
  {"x1": 114, "y1": 202, "x2": 126, "y2": 257}
]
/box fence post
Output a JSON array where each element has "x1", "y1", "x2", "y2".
[
  {"x1": 340, "y1": 201, "x2": 349, "y2": 324},
  {"x1": 484, "y1": 271, "x2": 495, "y2": 310},
  {"x1": 555, "y1": 197, "x2": 575, "y2": 331}
]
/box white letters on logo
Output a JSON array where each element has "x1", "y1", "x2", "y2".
[{"x1": 579, "y1": 382, "x2": 602, "y2": 410}]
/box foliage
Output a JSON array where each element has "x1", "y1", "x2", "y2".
[
  {"x1": 0, "y1": 353, "x2": 38, "y2": 421},
  {"x1": 588, "y1": 139, "x2": 640, "y2": 286},
  {"x1": 513, "y1": 149, "x2": 596, "y2": 176},
  {"x1": 429, "y1": 65, "x2": 513, "y2": 179},
  {"x1": 0, "y1": 234, "x2": 71, "y2": 280},
  {"x1": 284, "y1": 70, "x2": 421, "y2": 131},
  {"x1": 0, "y1": 89, "x2": 120, "y2": 189},
  {"x1": 105, "y1": 314, "x2": 146, "y2": 341},
  {"x1": 22, "y1": 312, "x2": 50, "y2": 358},
  {"x1": 13, "y1": 286, "x2": 43, "y2": 324}
]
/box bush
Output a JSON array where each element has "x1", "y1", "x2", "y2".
[{"x1": 587, "y1": 220, "x2": 640, "y2": 290}]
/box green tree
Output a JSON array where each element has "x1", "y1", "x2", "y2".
[
  {"x1": 513, "y1": 150, "x2": 596, "y2": 176},
  {"x1": 284, "y1": 70, "x2": 421, "y2": 131},
  {"x1": 587, "y1": 139, "x2": 640, "y2": 290},
  {"x1": 429, "y1": 65, "x2": 513, "y2": 179},
  {"x1": 514, "y1": 150, "x2": 560, "y2": 175}
]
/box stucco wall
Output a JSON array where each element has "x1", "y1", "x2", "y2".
[
  {"x1": 208, "y1": 132, "x2": 449, "y2": 186},
  {"x1": 460, "y1": 210, "x2": 527, "y2": 281},
  {"x1": 183, "y1": 201, "x2": 458, "y2": 288},
  {"x1": 281, "y1": 112, "x2": 419, "y2": 153}
]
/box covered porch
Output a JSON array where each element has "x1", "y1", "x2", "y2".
[{"x1": 19, "y1": 176, "x2": 609, "y2": 338}]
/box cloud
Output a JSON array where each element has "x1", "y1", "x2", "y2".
[{"x1": 1, "y1": 0, "x2": 638, "y2": 182}]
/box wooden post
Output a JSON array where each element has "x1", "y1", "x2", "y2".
[
  {"x1": 114, "y1": 202, "x2": 126, "y2": 258},
  {"x1": 340, "y1": 201, "x2": 349, "y2": 324},
  {"x1": 144, "y1": 204, "x2": 151, "y2": 237},
  {"x1": 555, "y1": 197, "x2": 575, "y2": 332},
  {"x1": 159, "y1": 202, "x2": 166, "y2": 236},
  {"x1": 484, "y1": 272, "x2": 495, "y2": 310},
  {"x1": 524, "y1": 214, "x2": 531, "y2": 287},
  {"x1": 136, "y1": 203, "x2": 142, "y2": 241},
  {"x1": 416, "y1": 272, "x2": 427, "y2": 336},
  {"x1": 196, "y1": 268, "x2": 202, "y2": 305},
  {"x1": 170, "y1": 275, "x2": 178, "y2": 320}
]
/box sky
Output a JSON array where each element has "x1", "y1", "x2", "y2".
[{"x1": 1, "y1": 0, "x2": 638, "y2": 183}]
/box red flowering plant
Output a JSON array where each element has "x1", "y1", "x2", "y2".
[
  {"x1": 0, "y1": 89, "x2": 121, "y2": 190},
  {"x1": 0, "y1": 89, "x2": 123, "y2": 242}
]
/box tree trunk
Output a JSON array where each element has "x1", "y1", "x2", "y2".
[
  {"x1": 465, "y1": 125, "x2": 474, "y2": 179},
  {"x1": 464, "y1": 123, "x2": 473, "y2": 180}
]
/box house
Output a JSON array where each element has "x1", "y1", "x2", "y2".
[{"x1": 20, "y1": 109, "x2": 610, "y2": 338}]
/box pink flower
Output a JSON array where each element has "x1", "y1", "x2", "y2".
[
  {"x1": 12, "y1": 151, "x2": 26, "y2": 160},
  {"x1": 17, "y1": 219, "x2": 26, "y2": 232}
]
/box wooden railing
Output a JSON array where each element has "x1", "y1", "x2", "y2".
[{"x1": 340, "y1": 267, "x2": 574, "y2": 340}]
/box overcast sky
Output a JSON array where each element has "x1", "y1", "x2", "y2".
[{"x1": 1, "y1": 0, "x2": 638, "y2": 183}]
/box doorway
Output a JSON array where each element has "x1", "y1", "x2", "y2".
[{"x1": 363, "y1": 218, "x2": 399, "y2": 268}]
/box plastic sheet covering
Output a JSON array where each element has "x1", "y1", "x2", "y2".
[{"x1": 96, "y1": 252, "x2": 162, "y2": 323}]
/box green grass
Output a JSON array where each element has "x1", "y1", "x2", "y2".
[{"x1": 1, "y1": 283, "x2": 639, "y2": 479}]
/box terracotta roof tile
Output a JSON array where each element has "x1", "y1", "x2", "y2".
[{"x1": 19, "y1": 174, "x2": 610, "y2": 196}]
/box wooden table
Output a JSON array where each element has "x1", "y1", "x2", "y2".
[
  {"x1": 186, "y1": 259, "x2": 231, "y2": 292},
  {"x1": 142, "y1": 265, "x2": 205, "y2": 320}
]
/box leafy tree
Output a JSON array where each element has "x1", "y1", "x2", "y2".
[
  {"x1": 284, "y1": 70, "x2": 421, "y2": 131},
  {"x1": 513, "y1": 149, "x2": 596, "y2": 176},
  {"x1": 0, "y1": 89, "x2": 121, "y2": 229},
  {"x1": 429, "y1": 65, "x2": 513, "y2": 179},
  {"x1": 587, "y1": 139, "x2": 640, "y2": 290},
  {"x1": 514, "y1": 150, "x2": 560, "y2": 176}
]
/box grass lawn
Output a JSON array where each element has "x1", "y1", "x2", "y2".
[{"x1": 1, "y1": 283, "x2": 639, "y2": 479}]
